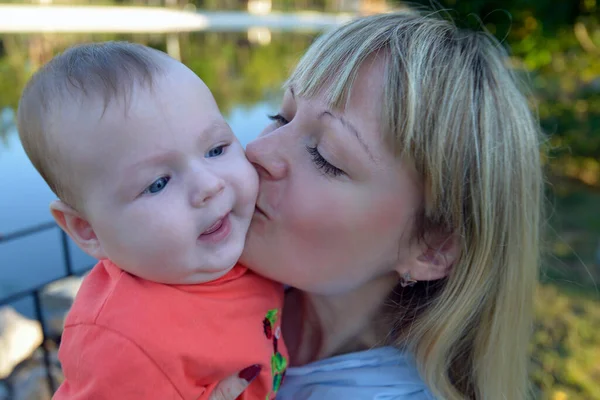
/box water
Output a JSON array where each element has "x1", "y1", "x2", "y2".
[{"x1": 0, "y1": 30, "x2": 315, "y2": 312}]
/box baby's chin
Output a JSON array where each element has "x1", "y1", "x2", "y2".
[
  {"x1": 181, "y1": 265, "x2": 237, "y2": 284},
  {"x1": 122, "y1": 262, "x2": 238, "y2": 285}
]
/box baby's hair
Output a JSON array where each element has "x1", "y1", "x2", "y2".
[{"x1": 17, "y1": 41, "x2": 167, "y2": 209}]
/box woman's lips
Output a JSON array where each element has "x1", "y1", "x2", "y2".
[
  {"x1": 198, "y1": 213, "x2": 231, "y2": 243},
  {"x1": 254, "y1": 205, "x2": 268, "y2": 219}
]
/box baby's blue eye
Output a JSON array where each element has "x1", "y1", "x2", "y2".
[
  {"x1": 144, "y1": 176, "x2": 170, "y2": 194},
  {"x1": 206, "y1": 145, "x2": 226, "y2": 158}
]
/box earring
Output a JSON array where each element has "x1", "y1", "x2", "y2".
[{"x1": 400, "y1": 272, "x2": 417, "y2": 288}]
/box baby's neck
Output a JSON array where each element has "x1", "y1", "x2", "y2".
[
  {"x1": 283, "y1": 273, "x2": 398, "y2": 366},
  {"x1": 105, "y1": 258, "x2": 237, "y2": 286}
]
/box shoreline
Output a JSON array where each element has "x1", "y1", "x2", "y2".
[{"x1": 0, "y1": 5, "x2": 354, "y2": 33}]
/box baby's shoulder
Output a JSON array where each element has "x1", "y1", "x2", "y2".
[{"x1": 64, "y1": 260, "x2": 167, "y2": 331}]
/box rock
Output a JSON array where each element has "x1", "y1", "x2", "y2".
[
  {"x1": 3, "y1": 347, "x2": 63, "y2": 400},
  {"x1": 40, "y1": 275, "x2": 84, "y2": 338},
  {"x1": 0, "y1": 307, "x2": 43, "y2": 379},
  {"x1": 9, "y1": 362, "x2": 54, "y2": 400}
]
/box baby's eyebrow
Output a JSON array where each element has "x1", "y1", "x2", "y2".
[
  {"x1": 125, "y1": 151, "x2": 178, "y2": 173},
  {"x1": 198, "y1": 119, "x2": 232, "y2": 139}
]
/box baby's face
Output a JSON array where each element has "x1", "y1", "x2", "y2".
[{"x1": 59, "y1": 61, "x2": 258, "y2": 284}]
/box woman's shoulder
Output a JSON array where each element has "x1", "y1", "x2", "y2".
[{"x1": 276, "y1": 346, "x2": 435, "y2": 399}]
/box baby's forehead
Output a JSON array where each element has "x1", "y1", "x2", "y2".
[
  {"x1": 50, "y1": 60, "x2": 220, "y2": 149},
  {"x1": 51, "y1": 70, "x2": 167, "y2": 135}
]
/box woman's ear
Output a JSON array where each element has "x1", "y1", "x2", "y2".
[
  {"x1": 404, "y1": 232, "x2": 461, "y2": 282},
  {"x1": 49, "y1": 200, "x2": 106, "y2": 260}
]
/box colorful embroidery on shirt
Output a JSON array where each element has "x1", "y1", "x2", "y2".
[{"x1": 263, "y1": 309, "x2": 287, "y2": 400}]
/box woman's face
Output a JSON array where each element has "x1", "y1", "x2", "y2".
[{"x1": 241, "y1": 58, "x2": 423, "y2": 295}]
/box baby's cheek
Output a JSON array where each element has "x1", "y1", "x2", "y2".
[{"x1": 233, "y1": 163, "x2": 259, "y2": 208}]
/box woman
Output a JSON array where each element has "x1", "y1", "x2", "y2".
[{"x1": 213, "y1": 9, "x2": 543, "y2": 400}]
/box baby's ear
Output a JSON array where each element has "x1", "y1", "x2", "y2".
[{"x1": 50, "y1": 200, "x2": 105, "y2": 260}]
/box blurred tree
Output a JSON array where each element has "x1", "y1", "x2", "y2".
[
  {"x1": 531, "y1": 284, "x2": 600, "y2": 399},
  {"x1": 181, "y1": 31, "x2": 314, "y2": 113},
  {"x1": 401, "y1": 0, "x2": 600, "y2": 187}
]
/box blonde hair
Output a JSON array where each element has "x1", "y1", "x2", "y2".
[
  {"x1": 288, "y1": 11, "x2": 543, "y2": 400},
  {"x1": 17, "y1": 41, "x2": 166, "y2": 208}
]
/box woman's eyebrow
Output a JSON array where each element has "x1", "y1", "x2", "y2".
[{"x1": 319, "y1": 111, "x2": 374, "y2": 161}]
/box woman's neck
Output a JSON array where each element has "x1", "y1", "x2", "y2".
[{"x1": 283, "y1": 273, "x2": 398, "y2": 366}]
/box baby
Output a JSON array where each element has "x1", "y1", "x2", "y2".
[{"x1": 17, "y1": 42, "x2": 287, "y2": 399}]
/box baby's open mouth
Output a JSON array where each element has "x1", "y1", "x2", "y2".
[
  {"x1": 202, "y1": 218, "x2": 224, "y2": 235},
  {"x1": 198, "y1": 213, "x2": 232, "y2": 244}
]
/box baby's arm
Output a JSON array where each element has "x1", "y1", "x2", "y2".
[{"x1": 54, "y1": 323, "x2": 187, "y2": 400}]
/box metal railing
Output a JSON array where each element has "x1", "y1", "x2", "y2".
[{"x1": 0, "y1": 222, "x2": 92, "y2": 395}]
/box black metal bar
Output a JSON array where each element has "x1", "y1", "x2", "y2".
[
  {"x1": 32, "y1": 291, "x2": 56, "y2": 394},
  {"x1": 0, "y1": 222, "x2": 56, "y2": 243},
  {"x1": 0, "y1": 221, "x2": 95, "y2": 396},
  {"x1": 60, "y1": 230, "x2": 73, "y2": 276},
  {"x1": 0, "y1": 267, "x2": 93, "y2": 306}
]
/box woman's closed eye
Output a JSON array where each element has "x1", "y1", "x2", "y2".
[
  {"x1": 306, "y1": 146, "x2": 345, "y2": 177},
  {"x1": 267, "y1": 113, "x2": 289, "y2": 126},
  {"x1": 143, "y1": 176, "x2": 170, "y2": 195},
  {"x1": 267, "y1": 113, "x2": 344, "y2": 177}
]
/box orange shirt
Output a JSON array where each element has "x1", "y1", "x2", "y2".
[{"x1": 54, "y1": 259, "x2": 288, "y2": 400}]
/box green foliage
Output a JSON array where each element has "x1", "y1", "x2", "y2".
[
  {"x1": 180, "y1": 31, "x2": 313, "y2": 113},
  {"x1": 543, "y1": 181, "x2": 600, "y2": 293},
  {"x1": 404, "y1": 0, "x2": 600, "y2": 186},
  {"x1": 531, "y1": 284, "x2": 600, "y2": 399},
  {"x1": 0, "y1": 31, "x2": 313, "y2": 145}
]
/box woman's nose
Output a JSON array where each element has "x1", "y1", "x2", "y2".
[
  {"x1": 246, "y1": 133, "x2": 289, "y2": 181},
  {"x1": 190, "y1": 170, "x2": 225, "y2": 208}
]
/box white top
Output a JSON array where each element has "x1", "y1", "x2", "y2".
[{"x1": 277, "y1": 346, "x2": 436, "y2": 399}]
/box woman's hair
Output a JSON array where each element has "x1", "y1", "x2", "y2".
[{"x1": 287, "y1": 10, "x2": 543, "y2": 400}]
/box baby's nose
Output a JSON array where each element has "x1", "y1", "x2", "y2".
[{"x1": 190, "y1": 171, "x2": 225, "y2": 207}]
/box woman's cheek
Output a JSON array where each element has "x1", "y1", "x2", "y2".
[{"x1": 285, "y1": 185, "x2": 350, "y2": 238}]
